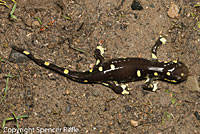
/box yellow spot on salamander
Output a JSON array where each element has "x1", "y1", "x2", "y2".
[
  {"x1": 181, "y1": 73, "x2": 184, "y2": 76},
  {"x1": 121, "y1": 84, "x2": 127, "y2": 90},
  {"x1": 166, "y1": 72, "x2": 171, "y2": 76},
  {"x1": 110, "y1": 64, "x2": 115, "y2": 70},
  {"x1": 154, "y1": 72, "x2": 158, "y2": 76},
  {"x1": 84, "y1": 80, "x2": 88, "y2": 82},
  {"x1": 89, "y1": 69, "x2": 93, "y2": 73},
  {"x1": 44, "y1": 61, "x2": 50, "y2": 66},
  {"x1": 96, "y1": 46, "x2": 105, "y2": 55},
  {"x1": 102, "y1": 83, "x2": 109, "y2": 86},
  {"x1": 64, "y1": 69, "x2": 69, "y2": 74},
  {"x1": 113, "y1": 81, "x2": 119, "y2": 86},
  {"x1": 152, "y1": 53, "x2": 157, "y2": 59},
  {"x1": 145, "y1": 76, "x2": 150, "y2": 83},
  {"x1": 160, "y1": 37, "x2": 167, "y2": 45},
  {"x1": 121, "y1": 90, "x2": 129, "y2": 95},
  {"x1": 98, "y1": 66, "x2": 103, "y2": 71},
  {"x1": 23, "y1": 51, "x2": 30, "y2": 55},
  {"x1": 137, "y1": 70, "x2": 141, "y2": 77},
  {"x1": 164, "y1": 78, "x2": 177, "y2": 83},
  {"x1": 96, "y1": 59, "x2": 100, "y2": 65},
  {"x1": 152, "y1": 81, "x2": 159, "y2": 92},
  {"x1": 171, "y1": 80, "x2": 177, "y2": 83},
  {"x1": 173, "y1": 60, "x2": 178, "y2": 63},
  {"x1": 164, "y1": 61, "x2": 168, "y2": 63}
]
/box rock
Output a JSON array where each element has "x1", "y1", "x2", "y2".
[
  {"x1": 149, "y1": 4, "x2": 155, "y2": 8},
  {"x1": 92, "y1": 90, "x2": 100, "y2": 97},
  {"x1": 24, "y1": 17, "x2": 32, "y2": 27},
  {"x1": 32, "y1": 20, "x2": 41, "y2": 28},
  {"x1": 65, "y1": 105, "x2": 71, "y2": 114},
  {"x1": 120, "y1": 24, "x2": 127, "y2": 31},
  {"x1": 65, "y1": 89, "x2": 70, "y2": 95},
  {"x1": 9, "y1": 49, "x2": 29, "y2": 63},
  {"x1": 104, "y1": 21, "x2": 112, "y2": 27},
  {"x1": 168, "y1": 3, "x2": 179, "y2": 18},
  {"x1": 185, "y1": 75, "x2": 200, "y2": 92},
  {"x1": 131, "y1": 0, "x2": 143, "y2": 10},
  {"x1": 194, "y1": 111, "x2": 200, "y2": 120},
  {"x1": 130, "y1": 120, "x2": 139, "y2": 127}
]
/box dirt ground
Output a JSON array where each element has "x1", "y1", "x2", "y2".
[{"x1": 0, "y1": 0, "x2": 200, "y2": 133}]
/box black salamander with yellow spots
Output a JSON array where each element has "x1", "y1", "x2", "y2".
[{"x1": 11, "y1": 37, "x2": 188, "y2": 94}]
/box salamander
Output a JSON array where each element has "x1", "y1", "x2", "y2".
[{"x1": 11, "y1": 37, "x2": 188, "y2": 94}]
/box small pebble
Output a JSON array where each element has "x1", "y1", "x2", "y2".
[
  {"x1": 131, "y1": 0, "x2": 143, "y2": 10},
  {"x1": 71, "y1": 112, "x2": 76, "y2": 115},
  {"x1": 9, "y1": 49, "x2": 29, "y2": 63},
  {"x1": 194, "y1": 111, "x2": 200, "y2": 120},
  {"x1": 65, "y1": 89, "x2": 70, "y2": 95},
  {"x1": 130, "y1": 120, "x2": 139, "y2": 127},
  {"x1": 47, "y1": 109, "x2": 52, "y2": 113},
  {"x1": 32, "y1": 21, "x2": 41, "y2": 28},
  {"x1": 33, "y1": 73, "x2": 37, "y2": 78},
  {"x1": 24, "y1": 17, "x2": 32, "y2": 27},
  {"x1": 118, "y1": 113, "x2": 122, "y2": 119},
  {"x1": 65, "y1": 120, "x2": 73, "y2": 127},
  {"x1": 120, "y1": 24, "x2": 127, "y2": 31},
  {"x1": 48, "y1": 73, "x2": 54, "y2": 77},
  {"x1": 92, "y1": 90, "x2": 99, "y2": 97},
  {"x1": 149, "y1": 4, "x2": 155, "y2": 8},
  {"x1": 65, "y1": 105, "x2": 71, "y2": 114},
  {"x1": 48, "y1": 73, "x2": 56, "y2": 80},
  {"x1": 109, "y1": 121, "x2": 113, "y2": 126},
  {"x1": 168, "y1": 3, "x2": 179, "y2": 18},
  {"x1": 105, "y1": 21, "x2": 112, "y2": 27}
]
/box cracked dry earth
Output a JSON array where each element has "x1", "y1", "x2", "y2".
[{"x1": 0, "y1": 0, "x2": 200, "y2": 134}]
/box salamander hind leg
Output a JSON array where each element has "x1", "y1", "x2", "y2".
[
  {"x1": 102, "y1": 81, "x2": 130, "y2": 95},
  {"x1": 151, "y1": 36, "x2": 167, "y2": 61},
  {"x1": 94, "y1": 45, "x2": 105, "y2": 67}
]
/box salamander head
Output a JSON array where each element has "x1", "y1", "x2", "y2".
[{"x1": 163, "y1": 60, "x2": 188, "y2": 83}]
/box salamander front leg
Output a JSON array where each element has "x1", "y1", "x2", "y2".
[
  {"x1": 102, "y1": 81, "x2": 129, "y2": 95},
  {"x1": 151, "y1": 36, "x2": 167, "y2": 62},
  {"x1": 143, "y1": 77, "x2": 158, "y2": 92}
]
